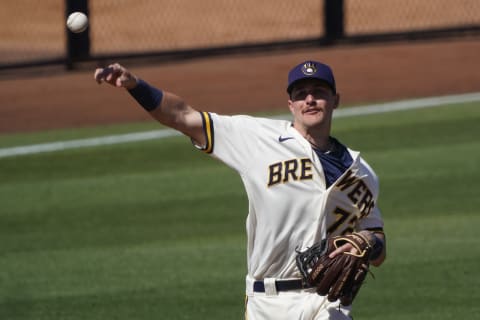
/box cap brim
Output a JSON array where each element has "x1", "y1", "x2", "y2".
[{"x1": 287, "y1": 78, "x2": 336, "y2": 95}]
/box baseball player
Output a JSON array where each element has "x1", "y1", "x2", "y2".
[{"x1": 94, "y1": 60, "x2": 386, "y2": 320}]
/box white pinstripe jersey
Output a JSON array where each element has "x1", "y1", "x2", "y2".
[{"x1": 197, "y1": 112, "x2": 384, "y2": 280}]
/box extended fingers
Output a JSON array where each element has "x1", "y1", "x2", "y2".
[
  {"x1": 94, "y1": 68, "x2": 106, "y2": 83},
  {"x1": 94, "y1": 63, "x2": 138, "y2": 89},
  {"x1": 94, "y1": 63, "x2": 124, "y2": 85},
  {"x1": 94, "y1": 66, "x2": 116, "y2": 84}
]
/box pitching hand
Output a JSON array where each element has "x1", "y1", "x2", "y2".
[{"x1": 94, "y1": 63, "x2": 138, "y2": 90}]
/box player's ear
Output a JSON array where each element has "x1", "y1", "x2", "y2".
[
  {"x1": 333, "y1": 93, "x2": 340, "y2": 109},
  {"x1": 287, "y1": 99, "x2": 295, "y2": 114}
]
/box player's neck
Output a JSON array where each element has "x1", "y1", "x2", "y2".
[
  {"x1": 306, "y1": 135, "x2": 332, "y2": 152},
  {"x1": 293, "y1": 123, "x2": 331, "y2": 152}
]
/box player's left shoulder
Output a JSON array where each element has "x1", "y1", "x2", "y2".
[
  {"x1": 357, "y1": 157, "x2": 380, "y2": 190},
  {"x1": 345, "y1": 149, "x2": 380, "y2": 184}
]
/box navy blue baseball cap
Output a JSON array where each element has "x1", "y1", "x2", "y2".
[{"x1": 287, "y1": 60, "x2": 336, "y2": 94}]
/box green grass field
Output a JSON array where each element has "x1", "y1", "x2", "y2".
[{"x1": 1, "y1": 102, "x2": 479, "y2": 319}]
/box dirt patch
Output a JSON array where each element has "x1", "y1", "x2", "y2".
[{"x1": 0, "y1": 38, "x2": 479, "y2": 134}]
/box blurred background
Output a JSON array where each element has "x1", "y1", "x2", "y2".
[
  {"x1": 0, "y1": 0, "x2": 479, "y2": 133},
  {"x1": 1, "y1": 2, "x2": 480, "y2": 320},
  {"x1": 2, "y1": 0, "x2": 480, "y2": 67}
]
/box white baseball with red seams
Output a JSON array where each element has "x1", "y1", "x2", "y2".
[{"x1": 66, "y1": 12, "x2": 88, "y2": 33}]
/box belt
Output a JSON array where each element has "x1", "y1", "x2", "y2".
[{"x1": 253, "y1": 279, "x2": 310, "y2": 292}]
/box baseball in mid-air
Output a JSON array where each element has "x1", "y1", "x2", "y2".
[{"x1": 66, "y1": 12, "x2": 89, "y2": 33}]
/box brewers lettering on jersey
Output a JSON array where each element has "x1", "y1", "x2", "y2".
[{"x1": 94, "y1": 60, "x2": 387, "y2": 320}]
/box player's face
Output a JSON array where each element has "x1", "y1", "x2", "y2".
[{"x1": 288, "y1": 79, "x2": 339, "y2": 132}]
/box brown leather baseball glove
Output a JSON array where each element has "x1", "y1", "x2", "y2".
[{"x1": 295, "y1": 232, "x2": 373, "y2": 305}]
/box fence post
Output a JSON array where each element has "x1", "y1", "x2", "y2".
[
  {"x1": 324, "y1": 0, "x2": 344, "y2": 42},
  {"x1": 65, "y1": 0, "x2": 90, "y2": 69}
]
